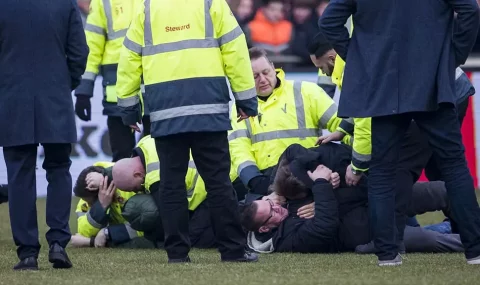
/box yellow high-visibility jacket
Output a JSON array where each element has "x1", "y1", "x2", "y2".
[
  {"x1": 322, "y1": 17, "x2": 371, "y2": 172},
  {"x1": 76, "y1": 161, "x2": 143, "y2": 245},
  {"x1": 228, "y1": 69, "x2": 352, "y2": 185},
  {"x1": 134, "y1": 135, "x2": 207, "y2": 211},
  {"x1": 116, "y1": 0, "x2": 257, "y2": 137},
  {"x1": 75, "y1": 0, "x2": 143, "y2": 116}
]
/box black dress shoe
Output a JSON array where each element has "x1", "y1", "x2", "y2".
[
  {"x1": 222, "y1": 251, "x2": 259, "y2": 263},
  {"x1": 168, "y1": 256, "x2": 191, "y2": 263},
  {"x1": 355, "y1": 241, "x2": 406, "y2": 255},
  {"x1": 48, "y1": 243, "x2": 72, "y2": 269},
  {"x1": 13, "y1": 257, "x2": 38, "y2": 271}
]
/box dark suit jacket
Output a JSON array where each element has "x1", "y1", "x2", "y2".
[
  {"x1": 319, "y1": 0, "x2": 480, "y2": 118},
  {"x1": 0, "y1": 0, "x2": 88, "y2": 146}
]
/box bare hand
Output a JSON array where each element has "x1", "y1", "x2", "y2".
[
  {"x1": 130, "y1": 123, "x2": 141, "y2": 133},
  {"x1": 345, "y1": 164, "x2": 362, "y2": 186},
  {"x1": 94, "y1": 229, "x2": 107, "y2": 248},
  {"x1": 262, "y1": 192, "x2": 286, "y2": 205},
  {"x1": 70, "y1": 234, "x2": 91, "y2": 247},
  {"x1": 86, "y1": 172, "x2": 104, "y2": 191},
  {"x1": 316, "y1": 131, "x2": 346, "y2": 145},
  {"x1": 237, "y1": 108, "x2": 250, "y2": 123},
  {"x1": 331, "y1": 172, "x2": 340, "y2": 189},
  {"x1": 98, "y1": 176, "x2": 116, "y2": 209},
  {"x1": 307, "y1": 164, "x2": 332, "y2": 181},
  {"x1": 297, "y1": 202, "x2": 315, "y2": 219}
]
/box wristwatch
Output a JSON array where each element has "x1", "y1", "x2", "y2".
[
  {"x1": 103, "y1": 228, "x2": 110, "y2": 241},
  {"x1": 351, "y1": 168, "x2": 363, "y2": 176}
]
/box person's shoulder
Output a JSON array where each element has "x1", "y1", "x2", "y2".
[{"x1": 298, "y1": 81, "x2": 331, "y2": 100}]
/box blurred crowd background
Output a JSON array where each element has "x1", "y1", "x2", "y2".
[{"x1": 76, "y1": 0, "x2": 480, "y2": 70}]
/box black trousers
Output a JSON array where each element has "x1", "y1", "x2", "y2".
[
  {"x1": 369, "y1": 103, "x2": 480, "y2": 260},
  {"x1": 107, "y1": 116, "x2": 136, "y2": 162},
  {"x1": 154, "y1": 131, "x2": 245, "y2": 259},
  {"x1": 3, "y1": 143, "x2": 72, "y2": 260}
]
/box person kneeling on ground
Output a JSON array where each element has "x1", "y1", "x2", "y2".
[
  {"x1": 240, "y1": 143, "x2": 464, "y2": 254},
  {"x1": 70, "y1": 163, "x2": 156, "y2": 249}
]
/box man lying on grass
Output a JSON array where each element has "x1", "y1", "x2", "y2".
[{"x1": 239, "y1": 143, "x2": 464, "y2": 254}]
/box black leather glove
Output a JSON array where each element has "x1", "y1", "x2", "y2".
[
  {"x1": 248, "y1": 175, "x2": 271, "y2": 195},
  {"x1": 75, "y1": 96, "x2": 92, "y2": 121},
  {"x1": 236, "y1": 100, "x2": 258, "y2": 118}
]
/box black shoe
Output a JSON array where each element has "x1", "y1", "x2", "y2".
[
  {"x1": 48, "y1": 243, "x2": 72, "y2": 269},
  {"x1": 221, "y1": 251, "x2": 259, "y2": 263},
  {"x1": 168, "y1": 256, "x2": 191, "y2": 263},
  {"x1": 13, "y1": 257, "x2": 38, "y2": 271},
  {"x1": 355, "y1": 241, "x2": 406, "y2": 255}
]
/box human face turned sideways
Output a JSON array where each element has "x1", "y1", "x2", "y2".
[
  {"x1": 254, "y1": 199, "x2": 289, "y2": 233},
  {"x1": 251, "y1": 56, "x2": 277, "y2": 97},
  {"x1": 310, "y1": 50, "x2": 336, "y2": 76}
]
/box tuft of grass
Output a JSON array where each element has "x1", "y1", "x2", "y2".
[{"x1": 0, "y1": 198, "x2": 479, "y2": 285}]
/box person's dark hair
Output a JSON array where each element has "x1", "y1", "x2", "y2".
[
  {"x1": 73, "y1": 166, "x2": 106, "y2": 199},
  {"x1": 307, "y1": 31, "x2": 334, "y2": 58},
  {"x1": 272, "y1": 158, "x2": 309, "y2": 199},
  {"x1": 249, "y1": 46, "x2": 269, "y2": 61},
  {"x1": 240, "y1": 202, "x2": 263, "y2": 232},
  {"x1": 263, "y1": 0, "x2": 284, "y2": 6}
]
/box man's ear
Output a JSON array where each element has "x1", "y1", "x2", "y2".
[
  {"x1": 258, "y1": 226, "x2": 271, "y2": 233},
  {"x1": 329, "y1": 54, "x2": 336, "y2": 65},
  {"x1": 133, "y1": 171, "x2": 144, "y2": 179}
]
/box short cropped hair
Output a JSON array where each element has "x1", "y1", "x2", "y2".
[
  {"x1": 272, "y1": 158, "x2": 309, "y2": 199},
  {"x1": 249, "y1": 47, "x2": 269, "y2": 61},
  {"x1": 307, "y1": 31, "x2": 334, "y2": 58},
  {"x1": 240, "y1": 202, "x2": 263, "y2": 232},
  {"x1": 73, "y1": 166, "x2": 106, "y2": 199}
]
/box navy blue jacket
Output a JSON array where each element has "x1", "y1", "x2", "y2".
[
  {"x1": 0, "y1": 0, "x2": 88, "y2": 147},
  {"x1": 319, "y1": 0, "x2": 480, "y2": 118}
]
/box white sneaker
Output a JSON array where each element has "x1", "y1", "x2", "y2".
[
  {"x1": 467, "y1": 255, "x2": 480, "y2": 265},
  {"x1": 378, "y1": 254, "x2": 402, "y2": 266}
]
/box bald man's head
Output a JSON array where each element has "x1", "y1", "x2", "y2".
[{"x1": 112, "y1": 157, "x2": 145, "y2": 191}]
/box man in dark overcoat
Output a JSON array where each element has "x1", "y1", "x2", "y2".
[
  {"x1": 0, "y1": 0, "x2": 89, "y2": 270},
  {"x1": 319, "y1": 0, "x2": 480, "y2": 266}
]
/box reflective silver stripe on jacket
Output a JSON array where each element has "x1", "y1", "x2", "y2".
[
  {"x1": 228, "y1": 129, "x2": 249, "y2": 141},
  {"x1": 146, "y1": 162, "x2": 159, "y2": 174},
  {"x1": 102, "y1": 0, "x2": 128, "y2": 40},
  {"x1": 141, "y1": 0, "x2": 242, "y2": 56},
  {"x1": 125, "y1": 223, "x2": 140, "y2": 238},
  {"x1": 237, "y1": 160, "x2": 257, "y2": 175},
  {"x1": 233, "y1": 87, "x2": 257, "y2": 101},
  {"x1": 86, "y1": 211, "x2": 104, "y2": 229},
  {"x1": 150, "y1": 103, "x2": 229, "y2": 123},
  {"x1": 318, "y1": 103, "x2": 337, "y2": 128},
  {"x1": 186, "y1": 160, "x2": 198, "y2": 198},
  {"x1": 293, "y1": 81, "x2": 307, "y2": 139},
  {"x1": 251, "y1": 129, "x2": 319, "y2": 144},
  {"x1": 76, "y1": 212, "x2": 87, "y2": 218},
  {"x1": 352, "y1": 151, "x2": 371, "y2": 163},
  {"x1": 317, "y1": 75, "x2": 334, "y2": 86},
  {"x1": 85, "y1": 23, "x2": 106, "y2": 36},
  {"x1": 82, "y1": 72, "x2": 97, "y2": 81},
  {"x1": 248, "y1": 82, "x2": 320, "y2": 144},
  {"x1": 118, "y1": 96, "x2": 140, "y2": 107}
]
